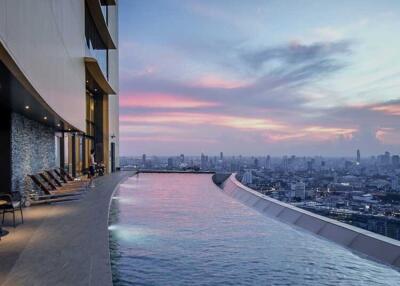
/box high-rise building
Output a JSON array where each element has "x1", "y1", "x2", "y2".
[
  {"x1": 0, "y1": 0, "x2": 119, "y2": 194},
  {"x1": 142, "y1": 154, "x2": 147, "y2": 166},
  {"x1": 282, "y1": 156, "x2": 288, "y2": 171},
  {"x1": 292, "y1": 182, "x2": 306, "y2": 200},
  {"x1": 307, "y1": 160, "x2": 313, "y2": 172},
  {"x1": 357, "y1": 149, "x2": 361, "y2": 164},
  {"x1": 201, "y1": 153, "x2": 207, "y2": 170},
  {"x1": 167, "y1": 157, "x2": 174, "y2": 169},
  {"x1": 384, "y1": 151, "x2": 391, "y2": 165},
  {"x1": 265, "y1": 155, "x2": 271, "y2": 170},
  {"x1": 254, "y1": 158, "x2": 259, "y2": 169},
  {"x1": 392, "y1": 155, "x2": 400, "y2": 167},
  {"x1": 241, "y1": 170, "x2": 253, "y2": 185},
  {"x1": 180, "y1": 154, "x2": 185, "y2": 163},
  {"x1": 220, "y1": 151, "x2": 223, "y2": 161},
  {"x1": 391, "y1": 176, "x2": 399, "y2": 192}
]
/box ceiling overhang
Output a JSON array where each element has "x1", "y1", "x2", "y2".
[
  {"x1": 84, "y1": 57, "x2": 116, "y2": 95},
  {"x1": 0, "y1": 40, "x2": 83, "y2": 133}
]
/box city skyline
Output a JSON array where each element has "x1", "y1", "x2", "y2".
[
  {"x1": 122, "y1": 149, "x2": 393, "y2": 159},
  {"x1": 119, "y1": 0, "x2": 400, "y2": 156}
]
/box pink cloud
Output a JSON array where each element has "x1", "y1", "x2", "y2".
[
  {"x1": 193, "y1": 74, "x2": 248, "y2": 89},
  {"x1": 122, "y1": 135, "x2": 218, "y2": 144},
  {"x1": 120, "y1": 92, "x2": 219, "y2": 109},
  {"x1": 304, "y1": 126, "x2": 356, "y2": 138},
  {"x1": 120, "y1": 112, "x2": 285, "y2": 131},
  {"x1": 376, "y1": 127, "x2": 400, "y2": 144},
  {"x1": 371, "y1": 104, "x2": 400, "y2": 116},
  {"x1": 264, "y1": 125, "x2": 357, "y2": 143},
  {"x1": 265, "y1": 133, "x2": 307, "y2": 142}
]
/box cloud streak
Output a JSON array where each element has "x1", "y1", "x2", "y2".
[
  {"x1": 242, "y1": 40, "x2": 352, "y2": 70},
  {"x1": 120, "y1": 92, "x2": 220, "y2": 109},
  {"x1": 118, "y1": 0, "x2": 400, "y2": 156}
]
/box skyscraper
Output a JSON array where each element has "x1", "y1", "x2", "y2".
[
  {"x1": 0, "y1": 0, "x2": 119, "y2": 194},
  {"x1": 357, "y1": 149, "x2": 361, "y2": 164},
  {"x1": 241, "y1": 170, "x2": 253, "y2": 185},
  {"x1": 392, "y1": 155, "x2": 400, "y2": 167},
  {"x1": 167, "y1": 157, "x2": 173, "y2": 169},
  {"x1": 265, "y1": 155, "x2": 271, "y2": 170},
  {"x1": 283, "y1": 156, "x2": 288, "y2": 171}
]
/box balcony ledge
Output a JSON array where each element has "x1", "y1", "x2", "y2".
[
  {"x1": 86, "y1": 0, "x2": 116, "y2": 49},
  {"x1": 84, "y1": 57, "x2": 116, "y2": 95},
  {"x1": 101, "y1": 0, "x2": 116, "y2": 5}
]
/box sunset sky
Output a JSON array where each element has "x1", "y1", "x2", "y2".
[{"x1": 119, "y1": 0, "x2": 400, "y2": 156}]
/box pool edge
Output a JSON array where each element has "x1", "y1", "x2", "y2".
[{"x1": 215, "y1": 173, "x2": 400, "y2": 271}]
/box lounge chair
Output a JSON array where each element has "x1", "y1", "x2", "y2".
[
  {"x1": 52, "y1": 169, "x2": 90, "y2": 190},
  {"x1": 45, "y1": 170, "x2": 63, "y2": 187},
  {"x1": 0, "y1": 193, "x2": 24, "y2": 227},
  {"x1": 28, "y1": 174, "x2": 52, "y2": 195},
  {"x1": 41, "y1": 172, "x2": 78, "y2": 190},
  {"x1": 39, "y1": 173, "x2": 57, "y2": 190},
  {"x1": 59, "y1": 168, "x2": 74, "y2": 181},
  {"x1": 53, "y1": 169, "x2": 68, "y2": 183},
  {"x1": 28, "y1": 174, "x2": 85, "y2": 197}
]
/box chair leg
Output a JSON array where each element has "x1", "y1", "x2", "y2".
[{"x1": 20, "y1": 207, "x2": 24, "y2": 224}]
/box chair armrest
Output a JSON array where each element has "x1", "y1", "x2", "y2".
[
  {"x1": 0, "y1": 194, "x2": 12, "y2": 202},
  {"x1": 11, "y1": 192, "x2": 24, "y2": 205}
]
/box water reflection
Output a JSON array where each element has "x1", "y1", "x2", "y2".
[
  {"x1": 109, "y1": 224, "x2": 162, "y2": 244},
  {"x1": 109, "y1": 173, "x2": 400, "y2": 286}
]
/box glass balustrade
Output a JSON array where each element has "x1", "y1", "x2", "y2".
[{"x1": 86, "y1": 38, "x2": 108, "y2": 80}]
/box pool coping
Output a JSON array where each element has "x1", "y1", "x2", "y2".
[{"x1": 217, "y1": 173, "x2": 400, "y2": 270}]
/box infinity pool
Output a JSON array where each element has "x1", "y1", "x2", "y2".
[{"x1": 109, "y1": 173, "x2": 400, "y2": 285}]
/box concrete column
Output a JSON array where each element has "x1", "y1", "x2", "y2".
[{"x1": 0, "y1": 111, "x2": 11, "y2": 194}]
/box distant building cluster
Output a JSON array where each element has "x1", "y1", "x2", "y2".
[{"x1": 120, "y1": 149, "x2": 400, "y2": 241}]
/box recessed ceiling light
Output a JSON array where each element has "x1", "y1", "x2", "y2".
[
  {"x1": 25, "y1": 105, "x2": 30, "y2": 110},
  {"x1": 57, "y1": 123, "x2": 61, "y2": 127},
  {"x1": 94, "y1": 88, "x2": 97, "y2": 92},
  {"x1": 68, "y1": 128, "x2": 71, "y2": 131},
  {"x1": 86, "y1": 80, "x2": 89, "y2": 83},
  {"x1": 43, "y1": 116, "x2": 48, "y2": 120}
]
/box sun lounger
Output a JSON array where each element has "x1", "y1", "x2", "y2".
[
  {"x1": 39, "y1": 173, "x2": 57, "y2": 190},
  {"x1": 28, "y1": 174, "x2": 52, "y2": 195},
  {"x1": 45, "y1": 170, "x2": 63, "y2": 187},
  {"x1": 28, "y1": 174, "x2": 85, "y2": 197},
  {"x1": 59, "y1": 168, "x2": 74, "y2": 181},
  {"x1": 53, "y1": 169, "x2": 68, "y2": 183}
]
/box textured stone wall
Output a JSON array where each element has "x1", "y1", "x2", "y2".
[{"x1": 11, "y1": 113, "x2": 56, "y2": 193}]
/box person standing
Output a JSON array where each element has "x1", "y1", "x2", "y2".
[{"x1": 89, "y1": 149, "x2": 96, "y2": 188}]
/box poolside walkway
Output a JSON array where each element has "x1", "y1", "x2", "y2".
[{"x1": 0, "y1": 171, "x2": 133, "y2": 286}]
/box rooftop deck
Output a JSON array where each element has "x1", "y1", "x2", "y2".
[{"x1": 0, "y1": 171, "x2": 133, "y2": 286}]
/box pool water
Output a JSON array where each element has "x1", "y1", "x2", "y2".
[{"x1": 109, "y1": 173, "x2": 400, "y2": 285}]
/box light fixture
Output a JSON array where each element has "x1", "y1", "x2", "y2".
[
  {"x1": 43, "y1": 116, "x2": 48, "y2": 120},
  {"x1": 57, "y1": 123, "x2": 61, "y2": 127},
  {"x1": 25, "y1": 105, "x2": 30, "y2": 110},
  {"x1": 94, "y1": 88, "x2": 97, "y2": 92},
  {"x1": 86, "y1": 80, "x2": 89, "y2": 83},
  {"x1": 68, "y1": 128, "x2": 71, "y2": 131}
]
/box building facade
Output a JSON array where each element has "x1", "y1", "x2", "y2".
[{"x1": 0, "y1": 0, "x2": 119, "y2": 194}]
